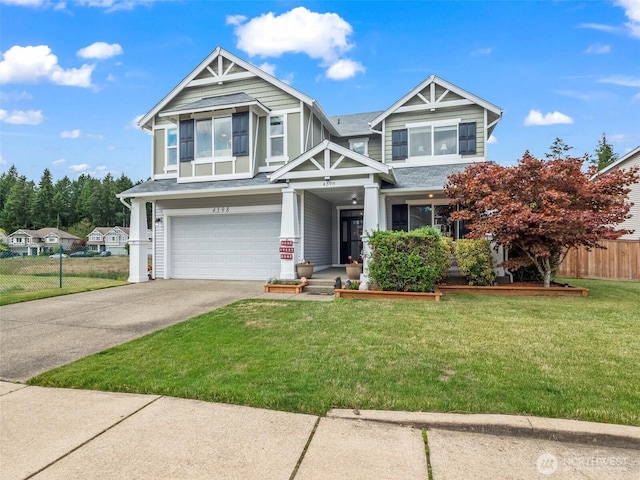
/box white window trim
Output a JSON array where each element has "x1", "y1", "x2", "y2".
[
  {"x1": 404, "y1": 118, "x2": 462, "y2": 162},
  {"x1": 193, "y1": 115, "x2": 234, "y2": 162},
  {"x1": 268, "y1": 113, "x2": 288, "y2": 162},
  {"x1": 165, "y1": 126, "x2": 178, "y2": 172},
  {"x1": 349, "y1": 137, "x2": 369, "y2": 156}
]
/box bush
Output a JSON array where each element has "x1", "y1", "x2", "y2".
[
  {"x1": 454, "y1": 239, "x2": 496, "y2": 286},
  {"x1": 367, "y1": 227, "x2": 451, "y2": 292}
]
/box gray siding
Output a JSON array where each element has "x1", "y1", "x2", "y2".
[
  {"x1": 153, "y1": 129, "x2": 165, "y2": 176},
  {"x1": 616, "y1": 154, "x2": 640, "y2": 240},
  {"x1": 384, "y1": 104, "x2": 486, "y2": 162},
  {"x1": 303, "y1": 191, "x2": 332, "y2": 266},
  {"x1": 165, "y1": 77, "x2": 299, "y2": 113}
]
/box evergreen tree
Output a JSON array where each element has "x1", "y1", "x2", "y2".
[
  {"x1": 0, "y1": 176, "x2": 36, "y2": 232},
  {"x1": 545, "y1": 137, "x2": 573, "y2": 159},
  {"x1": 53, "y1": 176, "x2": 73, "y2": 227},
  {"x1": 33, "y1": 168, "x2": 56, "y2": 228},
  {"x1": 0, "y1": 165, "x2": 19, "y2": 212},
  {"x1": 592, "y1": 132, "x2": 619, "y2": 171}
]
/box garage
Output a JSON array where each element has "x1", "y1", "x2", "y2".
[{"x1": 169, "y1": 213, "x2": 281, "y2": 280}]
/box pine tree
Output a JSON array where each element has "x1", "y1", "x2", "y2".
[
  {"x1": 545, "y1": 137, "x2": 573, "y2": 159},
  {"x1": 592, "y1": 132, "x2": 619, "y2": 171}
]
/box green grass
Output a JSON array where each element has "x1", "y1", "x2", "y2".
[
  {"x1": 28, "y1": 278, "x2": 640, "y2": 425},
  {"x1": 0, "y1": 275, "x2": 128, "y2": 305}
]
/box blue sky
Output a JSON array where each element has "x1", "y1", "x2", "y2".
[{"x1": 1, "y1": 0, "x2": 639, "y2": 182}]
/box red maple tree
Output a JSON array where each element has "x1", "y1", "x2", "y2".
[{"x1": 444, "y1": 152, "x2": 639, "y2": 287}]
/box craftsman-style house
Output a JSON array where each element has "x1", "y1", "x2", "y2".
[{"x1": 118, "y1": 47, "x2": 503, "y2": 283}]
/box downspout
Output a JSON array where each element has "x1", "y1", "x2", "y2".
[{"x1": 119, "y1": 196, "x2": 132, "y2": 211}]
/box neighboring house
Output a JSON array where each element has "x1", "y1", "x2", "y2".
[
  {"x1": 118, "y1": 47, "x2": 503, "y2": 283},
  {"x1": 7, "y1": 228, "x2": 80, "y2": 256},
  {"x1": 0, "y1": 228, "x2": 8, "y2": 247},
  {"x1": 598, "y1": 146, "x2": 640, "y2": 240},
  {"x1": 87, "y1": 226, "x2": 152, "y2": 255}
]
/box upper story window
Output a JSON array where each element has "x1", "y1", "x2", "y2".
[
  {"x1": 166, "y1": 128, "x2": 177, "y2": 168},
  {"x1": 349, "y1": 138, "x2": 369, "y2": 156},
  {"x1": 195, "y1": 117, "x2": 232, "y2": 160},
  {"x1": 269, "y1": 115, "x2": 286, "y2": 158},
  {"x1": 180, "y1": 111, "x2": 249, "y2": 163},
  {"x1": 392, "y1": 121, "x2": 476, "y2": 160},
  {"x1": 90, "y1": 234, "x2": 102, "y2": 241}
]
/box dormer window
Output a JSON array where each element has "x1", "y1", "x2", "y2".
[{"x1": 349, "y1": 137, "x2": 369, "y2": 156}]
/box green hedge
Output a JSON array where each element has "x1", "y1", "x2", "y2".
[
  {"x1": 367, "y1": 227, "x2": 451, "y2": 292},
  {"x1": 454, "y1": 239, "x2": 496, "y2": 286}
]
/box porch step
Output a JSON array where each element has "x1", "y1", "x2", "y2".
[{"x1": 303, "y1": 277, "x2": 339, "y2": 295}]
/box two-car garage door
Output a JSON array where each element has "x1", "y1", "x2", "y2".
[{"x1": 169, "y1": 214, "x2": 281, "y2": 280}]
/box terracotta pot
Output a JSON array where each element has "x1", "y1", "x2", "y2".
[
  {"x1": 346, "y1": 263, "x2": 362, "y2": 280},
  {"x1": 296, "y1": 263, "x2": 314, "y2": 279}
]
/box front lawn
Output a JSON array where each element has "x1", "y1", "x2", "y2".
[{"x1": 29, "y1": 278, "x2": 640, "y2": 426}]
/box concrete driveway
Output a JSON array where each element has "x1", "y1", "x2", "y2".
[{"x1": 0, "y1": 279, "x2": 265, "y2": 382}]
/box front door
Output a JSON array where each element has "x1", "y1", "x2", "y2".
[{"x1": 340, "y1": 209, "x2": 363, "y2": 264}]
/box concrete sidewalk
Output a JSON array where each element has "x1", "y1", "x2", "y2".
[{"x1": 1, "y1": 382, "x2": 638, "y2": 480}]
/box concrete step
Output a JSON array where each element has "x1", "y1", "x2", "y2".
[{"x1": 303, "y1": 285, "x2": 336, "y2": 295}]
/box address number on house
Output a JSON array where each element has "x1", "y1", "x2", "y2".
[{"x1": 212, "y1": 207, "x2": 230, "y2": 214}]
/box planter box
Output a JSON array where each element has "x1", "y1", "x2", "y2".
[
  {"x1": 264, "y1": 281, "x2": 308, "y2": 294},
  {"x1": 335, "y1": 289, "x2": 441, "y2": 301},
  {"x1": 436, "y1": 284, "x2": 589, "y2": 297}
]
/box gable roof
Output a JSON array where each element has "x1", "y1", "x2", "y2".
[
  {"x1": 269, "y1": 139, "x2": 396, "y2": 184},
  {"x1": 8, "y1": 228, "x2": 79, "y2": 240},
  {"x1": 598, "y1": 146, "x2": 640, "y2": 174},
  {"x1": 138, "y1": 47, "x2": 339, "y2": 136},
  {"x1": 369, "y1": 75, "x2": 503, "y2": 131}
]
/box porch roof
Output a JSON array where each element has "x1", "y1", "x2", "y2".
[
  {"x1": 381, "y1": 163, "x2": 471, "y2": 192},
  {"x1": 118, "y1": 173, "x2": 281, "y2": 199},
  {"x1": 160, "y1": 93, "x2": 269, "y2": 117},
  {"x1": 329, "y1": 111, "x2": 384, "y2": 137}
]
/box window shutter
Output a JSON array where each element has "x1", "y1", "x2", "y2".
[
  {"x1": 392, "y1": 129, "x2": 408, "y2": 160},
  {"x1": 232, "y1": 111, "x2": 249, "y2": 156},
  {"x1": 459, "y1": 122, "x2": 476, "y2": 155},
  {"x1": 179, "y1": 119, "x2": 194, "y2": 162}
]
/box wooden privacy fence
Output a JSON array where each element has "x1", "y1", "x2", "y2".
[{"x1": 558, "y1": 239, "x2": 640, "y2": 281}]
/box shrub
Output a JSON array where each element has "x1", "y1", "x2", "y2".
[
  {"x1": 454, "y1": 239, "x2": 496, "y2": 286},
  {"x1": 367, "y1": 227, "x2": 451, "y2": 292}
]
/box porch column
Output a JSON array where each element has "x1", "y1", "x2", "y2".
[
  {"x1": 361, "y1": 183, "x2": 381, "y2": 288},
  {"x1": 128, "y1": 198, "x2": 150, "y2": 283},
  {"x1": 280, "y1": 187, "x2": 300, "y2": 280}
]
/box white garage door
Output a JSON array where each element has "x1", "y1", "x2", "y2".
[{"x1": 169, "y1": 214, "x2": 281, "y2": 280}]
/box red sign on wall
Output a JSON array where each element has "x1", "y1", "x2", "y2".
[{"x1": 280, "y1": 253, "x2": 293, "y2": 260}]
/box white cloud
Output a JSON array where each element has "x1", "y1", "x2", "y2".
[
  {"x1": 471, "y1": 47, "x2": 492, "y2": 56},
  {"x1": 0, "y1": 154, "x2": 6, "y2": 166},
  {"x1": 585, "y1": 43, "x2": 611, "y2": 54},
  {"x1": 77, "y1": 42, "x2": 123, "y2": 60},
  {"x1": 225, "y1": 14, "x2": 247, "y2": 26},
  {"x1": 0, "y1": 45, "x2": 94, "y2": 87},
  {"x1": 129, "y1": 114, "x2": 143, "y2": 129},
  {"x1": 523, "y1": 110, "x2": 574, "y2": 126},
  {"x1": 257, "y1": 62, "x2": 276, "y2": 77},
  {"x1": 597, "y1": 75, "x2": 640, "y2": 87},
  {"x1": 616, "y1": 0, "x2": 640, "y2": 38},
  {"x1": 0, "y1": 0, "x2": 45, "y2": 6},
  {"x1": 53, "y1": 158, "x2": 65, "y2": 165},
  {"x1": 69, "y1": 163, "x2": 90, "y2": 172},
  {"x1": 487, "y1": 135, "x2": 498, "y2": 144},
  {"x1": 632, "y1": 92, "x2": 640, "y2": 102},
  {"x1": 61, "y1": 129, "x2": 80, "y2": 138},
  {"x1": 0, "y1": 109, "x2": 43, "y2": 125},
  {"x1": 578, "y1": 23, "x2": 621, "y2": 34},
  {"x1": 0, "y1": 90, "x2": 33, "y2": 101},
  {"x1": 326, "y1": 58, "x2": 365, "y2": 80},
  {"x1": 231, "y1": 7, "x2": 364, "y2": 80}
]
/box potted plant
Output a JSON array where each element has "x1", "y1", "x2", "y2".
[
  {"x1": 345, "y1": 260, "x2": 362, "y2": 280},
  {"x1": 296, "y1": 259, "x2": 314, "y2": 279}
]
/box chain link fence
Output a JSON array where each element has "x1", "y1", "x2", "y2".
[{"x1": 0, "y1": 248, "x2": 130, "y2": 298}]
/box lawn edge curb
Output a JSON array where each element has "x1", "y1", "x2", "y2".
[{"x1": 326, "y1": 410, "x2": 640, "y2": 450}]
